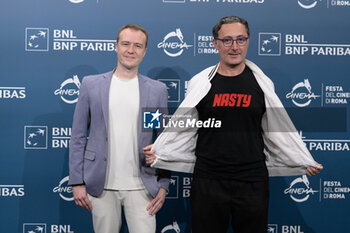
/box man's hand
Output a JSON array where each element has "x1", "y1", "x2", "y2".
[
  {"x1": 143, "y1": 144, "x2": 156, "y2": 165},
  {"x1": 306, "y1": 162, "x2": 323, "y2": 176},
  {"x1": 146, "y1": 188, "x2": 167, "y2": 216},
  {"x1": 72, "y1": 185, "x2": 92, "y2": 211}
]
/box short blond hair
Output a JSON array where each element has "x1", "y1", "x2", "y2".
[{"x1": 117, "y1": 24, "x2": 148, "y2": 47}]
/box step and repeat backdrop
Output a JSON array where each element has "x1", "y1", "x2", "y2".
[{"x1": 1, "y1": 0, "x2": 350, "y2": 233}]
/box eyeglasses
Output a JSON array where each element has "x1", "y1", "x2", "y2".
[{"x1": 216, "y1": 37, "x2": 249, "y2": 47}]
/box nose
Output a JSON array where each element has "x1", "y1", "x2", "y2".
[
  {"x1": 126, "y1": 44, "x2": 136, "y2": 53},
  {"x1": 230, "y1": 41, "x2": 239, "y2": 49}
]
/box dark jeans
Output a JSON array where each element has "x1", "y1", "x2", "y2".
[{"x1": 190, "y1": 177, "x2": 269, "y2": 233}]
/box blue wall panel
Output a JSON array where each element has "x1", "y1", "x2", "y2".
[{"x1": 1, "y1": 0, "x2": 349, "y2": 232}]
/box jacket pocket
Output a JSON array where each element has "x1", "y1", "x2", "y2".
[{"x1": 84, "y1": 150, "x2": 96, "y2": 161}]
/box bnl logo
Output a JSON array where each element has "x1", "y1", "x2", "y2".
[
  {"x1": 23, "y1": 223, "x2": 46, "y2": 233},
  {"x1": 25, "y1": 28, "x2": 49, "y2": 51},
  {"x1": 143, "y1": 109, "x2": 162, "y2": 129},
  {"x1": 258, "y1": 33, "x2": 281, "y2": 56},
  {"x1": 24, "y1": 126, "x2": 48, "y2": 149},
  {"x1": 166, "y1": 176, "x2": 179, "y2": 199},
  {"x1": 158, "y1": 79, "x2": 180, "y2": 102},
  {"x1": 267, "y1": 224, "x2": 278, "y2": 233}
]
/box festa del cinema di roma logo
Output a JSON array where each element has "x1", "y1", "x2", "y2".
[
  {"x1": 53, "y1": 176, "x2": 74, "y2": 201},
  {"x1": 286, "y1": 79, "x2": 320, "y2": 107},
  {"x1": 54, "y1": 75, "x2": 81, "y2": 104},
  {"x1": 298, "y1": 0, "x2": 318, "y2": 9},
  {"x1": 157, "y1": 28, "x2": 193, "y2": 57},
  {"x1": 284, "y1": 175, "x2": 318, "y2": 202},
  {"x1": 161, "y1": 221, "x2": 180, "y2": 233}
]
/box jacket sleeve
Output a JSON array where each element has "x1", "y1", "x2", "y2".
[
  {"x1": 151, "y1": 81, "x2": 200, "y2": 173},
  {"x1": 69, "y1": 77, "x2": 90, "y2": 185},
  {"x1": 245, "y1": 59, "x2": 322, "y2": 176}
]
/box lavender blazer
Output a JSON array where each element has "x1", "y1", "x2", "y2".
[{"x1": 69, "y1": 70, "x2": 170, "y2": 197}]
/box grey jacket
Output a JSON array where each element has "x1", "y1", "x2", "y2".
[{"x1": 69, "y1": 70, "x2": 170, "y2": 197}]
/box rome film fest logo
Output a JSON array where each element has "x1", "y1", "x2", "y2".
[
  {"x1": 158, "y1": 28, "x2": 193, "y2": 57},
  {"x1": 68, "y1": 0, "x2": 100, "y2": 3},
  {"x1": 161, "y1": 221, "x2": 180, "y2": 233},
  {"x1": 298, "y1": 0, "x2": 318, "y2": 9},
  {"x1": 54, "y1": 75, "x2": 81, "y2": 104},
  {"x1": 69, "y1": 0, "x2": 84, "y2": 3},
  {"x1": 53, "y1": 176, "x2": 74, "y2": 201},
  {"x1": 284, "y1": 175, "x2": 318, "y2": 202},
  {"x1": 286, "y1": 79, "x2": 320, "y2": 107}
]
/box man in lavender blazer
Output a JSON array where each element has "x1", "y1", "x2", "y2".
[{"x1": 69, "y1": 24, "x2": 170, "y2": 233}]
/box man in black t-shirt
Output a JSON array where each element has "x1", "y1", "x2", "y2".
[
  {"x1": 189, "y1": 16, "x2": 321, "y2": 233},
  {"x1": 190, "y1": 16, "x2": 270, "y2": 233},
  {"x1": 144, "y1": 16, "x2": 322, "y2": 233}
]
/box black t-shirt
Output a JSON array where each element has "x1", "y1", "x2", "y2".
[{"x1": 194, "y1": 66, "x2": 268, "y2": 181}]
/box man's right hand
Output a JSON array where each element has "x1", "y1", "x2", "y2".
[
  {"x1": 143, "y1": 144, "x2": 157, "y2": 165},
  {"x1": 72, "y1": 185, "x2": 92, "y2": 211}
]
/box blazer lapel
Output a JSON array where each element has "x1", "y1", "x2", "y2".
[
  {"x1": 137, "y1": 74, "x2": 150, "y2": 148},
  {"x1": 101, "y1": 71, "x2": 113, "y2": 131}
]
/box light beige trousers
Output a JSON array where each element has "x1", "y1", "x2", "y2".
[{"x1": 88, "y1": 189, "x2": 156, "y2": 233}]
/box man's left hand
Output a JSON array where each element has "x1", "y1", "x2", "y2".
[
  {"x1": 146, "y1": 188, "x2": 167, "y2": 216},
  {"x1": 306, "y1": 162, "x2": 323, "y2": 176}
]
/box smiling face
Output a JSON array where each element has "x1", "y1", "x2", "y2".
[
  {"x1": 115, "y1": 28, "x2": 147, "y2": 71},
  {"x1": 213, "y1": 23, "x2": 249, "y2": 74}
]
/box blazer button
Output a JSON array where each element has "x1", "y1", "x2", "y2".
[
  {"x1": 106, "y1": 137, "x2": 108, "y2": 142},
  {"x1": 104, "y1": 157, "x2": 107, "y2": 161}
]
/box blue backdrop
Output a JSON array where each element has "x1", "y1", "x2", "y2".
[{"x1": 1, "y1": 0, "x2": 349, "y2": 233}]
